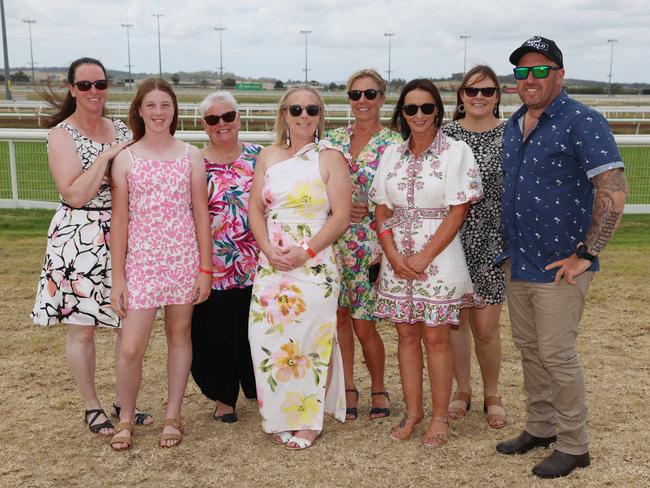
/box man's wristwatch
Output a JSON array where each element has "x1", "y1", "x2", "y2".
[{"x1": 575, "y1": 244, "x2": 596, "y2": 262}]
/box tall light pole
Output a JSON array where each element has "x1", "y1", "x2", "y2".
[
  {"x1": 121, "y1": 23, "x2": 134, "y2": 90},
  {"x1": 22, "y1": 19, "x2": 36, "y2": 85},
  {"x1": 607, "y1": 39, "x2": 618, "y2": 97},
  {"x1": 0, "y1": 0, "x2": 10, "y2": 100},
  {"x1": 460, "y1": 33, "x2": 471, "y2": 73},
  {"x1": 215, "y1": 26, "x2": 226, "y2": 84},
  {"x1": 152, "y1": 12, "x2": 164, "y2": 78},
  {"x1": 300, "y1": 30, "x2": 311, "y2": 83},
  {"x1": 384, "y1": 31, "x2": 395, "y2": 92}
]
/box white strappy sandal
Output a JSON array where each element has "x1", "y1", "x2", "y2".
[
  {"x1": 285, "y1": 431, "x2": 321, "y2": 450},
  {"x1": 271, "y1": 431, "x2": 293, "y2": 445}
]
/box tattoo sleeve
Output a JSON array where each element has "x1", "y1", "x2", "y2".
[{"x1": 584, "y1": 168, "x2": 628, "y2": 255}]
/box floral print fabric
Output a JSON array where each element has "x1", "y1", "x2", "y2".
[
  {"x1": 249, "y1": 141, "x2": 346, "y2": 433},
  {"x1": 369, "y1": 133, "x2": 483, "y2": 327},
  {"x1": 205, "y1": 143, "x2": 261, "y2": 290},
  {"x1": 124, "y1": 144, "x2": 199, "y2": 309},
  {"x1": 326, "y1": 126, "x2": 402, "y2": 319},
  {"x1": 442, "y1": 121, "x2": 506, "y2": 304},
  {"x1": 31, "y1": 119, "x2": 130, "y2": 327}
]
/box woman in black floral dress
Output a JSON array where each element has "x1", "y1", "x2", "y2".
[
  {"x1": 441, "y1": 65, "x2": 507, "y2": 429},
  {"x1": 31, "y1": 58, "x2": 152, "y2": 437}
]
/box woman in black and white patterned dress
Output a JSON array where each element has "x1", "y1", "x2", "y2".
[
  {"x1": 441, "y1": 65, "x2": 507, "y2": 429},
  {"x1": 31, "y1": 57, "x2": 151, "y2": 437}
]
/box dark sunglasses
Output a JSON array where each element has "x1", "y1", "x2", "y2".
[
  {"x1": 347, "y1": 89, "x2": 383, "y2": 101},
  {"x1": 402, "y1": 103, "x2": 436, "y2": 116},
  {"x1": 463, "y1": 87, "x2": 498, "y2": 97},
  {"x1": 74, "y1": 79, "x2": 108, "y2": 91},
  {"x1": 513, "y1": 65, "x2": 560, "y2": 80},
  {"x1": 203, "y1": 111, "x2": 237, "y2": 126},
  {"x1": 288, "y1": 104, "x2": 321, "y2": 117}
]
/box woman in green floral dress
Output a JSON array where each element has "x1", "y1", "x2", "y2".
[{"x1": 326, "y1": 69, "x2": 402, "y2": 420}]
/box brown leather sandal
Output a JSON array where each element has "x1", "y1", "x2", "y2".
[
  {"x1": 422, "y1": 416, "x2": 449, "y2": 448},
  {"x1": 109, "y1": 422, "x2": 134, "y2": 451},
  {"x1": 159, "y1": 418, "x2": 184, "y2": 448},
  {"x1": 484, "y1": 395, "x2": 506, "y2": 429},
  {"x1": 448, "y1": 391, "x2": 471, "y2": 421}
]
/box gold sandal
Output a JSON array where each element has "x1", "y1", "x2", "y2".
[
  {"x1": 109, "y1": 422, "x2": 134, "y2": 451},
  {"x1": 159, "y1": 418, "x2": 183, "y2": 448},
  {"x1": 422, "y1": 416, "x2": 449, "y2": 448}
]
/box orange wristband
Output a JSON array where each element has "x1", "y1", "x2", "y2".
[
  {"x1": 300, "y1": 241, "x2": 316, "y2": 258},
  {"x1": 198, "y1": 267, "x2": 213, "y2": 276},
  {"x1": 378, "y1": 228, "x2": 393, "y2": 239}
]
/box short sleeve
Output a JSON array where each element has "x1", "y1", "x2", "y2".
[
  {"x1": 444, "y1": 140, "x2": 483, "y2": 206},
  {"x1": 369, "y1": 144, "x2": 399, "y2": 210},
  {"x1": 570, "y1": 110, "x2": 624, "y2": 179}
]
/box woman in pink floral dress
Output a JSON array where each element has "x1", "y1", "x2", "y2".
[
  {"x1": 191, "y1": 91, "x2": 261, "y2": 423},
  {"x1": 248, "y1": 86, "x2": 351, "y2": 450},
  {"x1": 108, "y1": 79, "x2": 212, "y2": 450}
]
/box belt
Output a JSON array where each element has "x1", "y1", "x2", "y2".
[
  {"x1": 61, "y1": 202, "x2": 112, "y2": 211},
  {"x1": 379, "y1": 206, "x2": 448, "y2": 232}
]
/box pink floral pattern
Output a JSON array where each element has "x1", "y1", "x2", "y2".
[
  {"x1": 124, "y1": 145, "x2": 199, "y2": 309},
  {"x1": 205, "y1": 143, "x2": 261, "y2": 289}
]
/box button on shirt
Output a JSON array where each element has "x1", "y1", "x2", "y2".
[{"x1": 500, "y1": 91, "x2": 624, "y2": 282}]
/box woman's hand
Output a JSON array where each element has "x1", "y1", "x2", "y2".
[
  {"x1": 283, "y1": 245, "x2": 310, "y2": 270},
  {"x1": 191, "y1": 273, "x2": 212, "y2": 305},
  {"x1": 110, "y1": 278, "x2": 129, "y2": 319},
  {"x1": 387, "y1": 251, "x2": 421, "y2": 281},
  {"x1": 350, "y1": 200, "x2": 369, "y2": 223},
  {"x1": 406, "y1": 251, "x2": 433, "y2": 276},
  {"x1": 264, "y1": 247, "x2": 294, "y2": 272}
]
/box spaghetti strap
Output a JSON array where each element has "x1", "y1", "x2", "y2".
[
  {"x1": 125, "y1": 147, "x2": 137, "y2": 164},
  {"x1": 184, "y1": 143, "x2": 190, "y2": 156}
]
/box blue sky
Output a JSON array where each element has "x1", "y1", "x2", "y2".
[{"x1": 4, "y1": 0, "x2": 649, "y2": 83}]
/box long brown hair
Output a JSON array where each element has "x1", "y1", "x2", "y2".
[
  {"x1": 40, "y1": 57, "x2": 108, "y2": 128},
  {"x1": 128, "y1": 78, "x2": 179, "y2": 142},
  {"x1": 453, "y1": 65, "x2": 501, "y2": 120}
]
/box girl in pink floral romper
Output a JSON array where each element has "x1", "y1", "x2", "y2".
[{"x1": 108, "y1": 79, "x2": 212, "y2": 451}]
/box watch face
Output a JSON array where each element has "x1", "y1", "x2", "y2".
[{"x1": 577, "y1": 245, "x2": 595, "y2": 261}]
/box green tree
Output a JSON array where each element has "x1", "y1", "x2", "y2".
[
  {"x1": 274, "y1": 80, "x2": 285, "y2": 89},
  {"x1": 222, "y1": 77, "x2": 236, "y2": 88},
  {"x1": 171, "y1": 73, "x2": 180, "y2": 85}
]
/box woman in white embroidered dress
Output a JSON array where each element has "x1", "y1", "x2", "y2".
[{"x1": 370, "y1": 79, "x2": 483, "y2": 448}]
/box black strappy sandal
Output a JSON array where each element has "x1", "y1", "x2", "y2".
[
  {"x1": 345, "y1": 388, "x2": 359, "y2": 420},
  {"x1": 369, "y1": 391, "x2": 391, "y2": 419},
  {"x1": 112, "y1": 403, "x2": 153, "y2": 426},
  {"x1": 84, "y1": 408, "x2": 114, "y2": 437}
]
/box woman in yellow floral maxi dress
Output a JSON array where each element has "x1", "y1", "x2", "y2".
[{"x1": 248, "y1": 86, "x2": 351, "y2": 450}]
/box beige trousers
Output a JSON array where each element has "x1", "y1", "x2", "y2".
[{"x1": 504, "y1": 260, "x2": 593, "y2": 455}]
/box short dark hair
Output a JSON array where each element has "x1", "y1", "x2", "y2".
[
  {"x1": 453, "y1": 65, "x2": 501, "y2": 121},
  {"x1": 42, "y1": 57, "x2": 108, "y2": 128},
  {"x1": 390, "y1": 79, "x2": 444, "y2": 139},
  {"x1": 128, "y1": 78, "x2": 179, "y2": 142}
]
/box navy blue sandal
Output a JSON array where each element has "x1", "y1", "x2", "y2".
[
  {"x1": 345, "y1": 388, "x2": 359, "y2": 420},
  {"x1": 112, "y1": 403, "x2": 153, "y2": 426},
  {"x1": 369, "y1": 391, "x2": 391, "y2": 419}
]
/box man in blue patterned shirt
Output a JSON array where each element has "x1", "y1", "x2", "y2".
[{"x1": 495, "y1": 36, "x2": 628, "y2": 479}]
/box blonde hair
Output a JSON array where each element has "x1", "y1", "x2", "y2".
[
  {"x1": 346, "y1": 68, "x2": 387, "y2": 93},
  {"x1": 273, "y1": 85, "x2": 326, "y2": 147}
]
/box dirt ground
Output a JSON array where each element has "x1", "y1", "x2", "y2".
[{"x1": 1, "y1": 233, "x2": 648, "y2": 488}]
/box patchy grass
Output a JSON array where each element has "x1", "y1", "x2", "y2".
[{"x1": 0, "y1": 210, "x2": 649, "y2": 487}]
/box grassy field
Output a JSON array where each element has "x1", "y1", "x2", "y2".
[
  {"x1": 0, "y1": 210, "x2": 649, "y2": 487},
  {"x1": 1, "y1": 142, "x2": 649, "y2": 205}
]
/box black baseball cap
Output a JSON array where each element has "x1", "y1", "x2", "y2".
[{"x1": 509, "y1": 36, "x2": 564, "y2": 68}]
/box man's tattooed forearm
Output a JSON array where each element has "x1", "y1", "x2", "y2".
[{"x1": 584, "y1": 169, "x2": 628, "y2": 255}]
